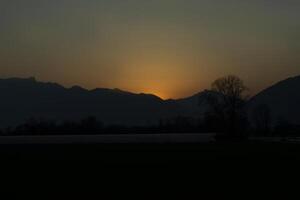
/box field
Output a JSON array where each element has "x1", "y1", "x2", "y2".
[
  {"x1": 2, "y1": 134, "x2": 300, "y2": 195},
  {"x1": 1, "y1": 133, "x2": 300, "y2": 165}
]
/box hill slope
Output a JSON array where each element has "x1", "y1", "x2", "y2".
[
  {"x1": 248, "y1": 75, "x2": 300, "y2": 125},
  {"x1": 0, "y1": 78, "x2": 184, "y2": 127}
]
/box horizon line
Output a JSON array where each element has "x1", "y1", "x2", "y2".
[{"x1": 1, "y1": 75, "x2": 298, "y2": 100}]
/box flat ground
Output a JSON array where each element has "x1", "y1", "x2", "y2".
[
  {"x1": 0, "y1": 135, "x2": 300, "y2": 164},
  {"x1": 2, "y1": 135, "x2": 300, "y2": 195}
]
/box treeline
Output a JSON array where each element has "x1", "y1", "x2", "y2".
[
  {"x1": 256, "y1": 118, "x2": 300, "y2": 138},
  {"x1": 0, "y1": 116, "x2": 214, "y2": 136},
  {"x1": 0, "y1": 113, "x2": 299, "y2": 137}
]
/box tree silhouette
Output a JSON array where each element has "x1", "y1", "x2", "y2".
[
  {"x1": 80, "y1": 116, "x2": 103, "y2": 133},
  {"x1": 253, "y1": 104, "x2": 272, "y2": 136},
  {"x1": 206, "y1": 75, "x2": 248, "y2": 139}
]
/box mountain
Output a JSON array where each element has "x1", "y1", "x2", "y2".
[
  {"x1": 0, "y1": 77, "x2": 216, "y2": 128},
  {"x1": 173, "y1": 90, "x2": 216, "y2": 118},
  {"x1": 0, "y1": 77, "x2": 186, "y2": 128},
  {"x1": 2, "y1": 75, "x2": 299, "y2": 129},
  {"x1": 0, "y1": 77, "x2": 241, "y2": 128},
  {"x1": 248, "y1": 75, "x2": 300, "y2": 125}
]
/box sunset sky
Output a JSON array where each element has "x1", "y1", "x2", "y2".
[{"x1": 1, "y1": 0, "x2": 300, "y2": 99}]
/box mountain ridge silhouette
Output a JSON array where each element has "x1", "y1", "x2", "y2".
[
  {"x1": 248, "y1": 75, "x2": 300, "y2": 125},
  {"x1": 0, "y1": 77, "x2": 189, "y2": 127},
  {"x1": 0, "y1": 75, "x2": 299, "y2": 128}
]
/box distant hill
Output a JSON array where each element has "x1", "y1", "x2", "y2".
[
  {"x1": 0, "y1": 77, "x2": 177, "y2": 127},
  {"x1": 2, "y1": 75, "x2": 298, "y2": 129},
  {"x1": 0, "y1": 77, "x2": 211, "y2": 128},
  {"x1": 173, "y1": 90, "x2": 217, "y2": 118},
  {"x1": 248, "y1": 75, "x2": 300, "y2": 125}
]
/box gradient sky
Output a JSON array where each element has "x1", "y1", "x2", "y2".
[{"x1": 1, "y1": 0, "x2": 300, "y2": 99}]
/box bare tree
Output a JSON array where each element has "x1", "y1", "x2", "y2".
[{"x1": 206, "y1": 75, "x2": 248, "y2": 138}]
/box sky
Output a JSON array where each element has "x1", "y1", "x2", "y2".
[{"x1": 0, "y1": 0, "x2": 300, "y2": 99}]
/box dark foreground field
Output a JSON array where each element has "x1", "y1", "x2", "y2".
[
  {"x1": 2, "y1": 138, "x2": 300, "y2": 196},
  {"x1": 1, "y1": 140, "x2": 299, "y2": 194},
  {"x1": 1, "y1": 139, "x2": 300, "y2": 164}
]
